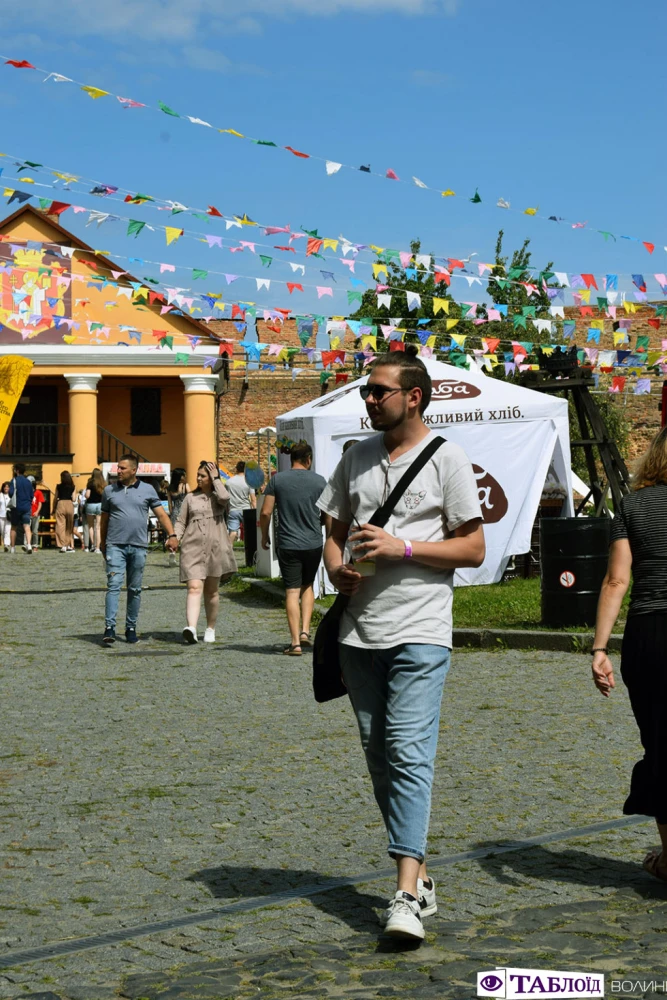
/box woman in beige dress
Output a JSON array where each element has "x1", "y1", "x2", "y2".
[{"x1": 175, "y1": 461, "x2": 236, "y2": 644}]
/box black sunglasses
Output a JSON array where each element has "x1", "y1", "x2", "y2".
[{"x1": 359, "y1": 383, "x2": 407, "y2": 402}]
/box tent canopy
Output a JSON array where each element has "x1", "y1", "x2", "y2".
[{"x1": 276, "y1": 359, "x2": 572, "y2": 585}]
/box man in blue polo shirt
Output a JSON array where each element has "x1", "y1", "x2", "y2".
[
  {"x1": 8, "y1": 463, "x2": 34, "y2": 554},
  {"x1": 100, "y1": 454, "x2": 179, "y2": 645}
]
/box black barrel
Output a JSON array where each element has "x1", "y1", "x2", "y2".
[
  {"x1": 540, "y1": 517, "x2": 610, "y2": 627},
  {"x1": 242, "y1": 507, "x2": 257, "y2": 569}
]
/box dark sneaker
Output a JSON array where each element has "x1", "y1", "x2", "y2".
[
  {"x1": 102, "y1": 627, "x2": 116, "y2": 645},
  {"x1": 125, "y1": 627, "x2": 139, "y2": 644}
]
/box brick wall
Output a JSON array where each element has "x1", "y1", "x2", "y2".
[
  {"x1": 209, "y1": 307, "x2": 666, "y2": 467},
  {"x1": 207, "y1": 317, "x2": 307, "y2": 349},
  {"x1": 210, "y1": 318, "x2": 326, "y2": 468},
  {"x1": 564, "y1": 303, "x2": 664, "y2": 460},
  {"x1": 217, "y1": 372, "x2": 323, "y2": 469}
]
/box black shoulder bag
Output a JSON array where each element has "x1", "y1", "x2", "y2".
[{"x1": 313, "y1": 435, "x2": 446, "y2": 703}]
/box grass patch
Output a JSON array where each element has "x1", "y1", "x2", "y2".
[
  {"x1": 267, "y1": 574, "x2": 628, "y2": 633},
  {"x1": 452, "y1": 576, "x2": 628, "y2": 631}
]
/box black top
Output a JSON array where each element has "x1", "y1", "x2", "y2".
[
  {"x1": 56, "y1": 484, "x2": 75, "y2": 501},
  {"x1": 610, "y1": 483, "x2": 667, "y2": 616},
  {"x1": 87, "y1": 487, "x2": 103, "y2": 504}
]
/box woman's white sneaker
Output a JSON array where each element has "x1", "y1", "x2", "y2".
[
  {"x1": 182, "y1": 626, "x2": 198, "y2": 644},
  {"x1": 203, "y1": 628, "x2": 216, "y2": 643},
  {"x1": 380, "y1": 877, "x2": 437, "y2": 926},
  {"x1": 383, "y1": 892, "x2": 425, "y2": 940},
  {"x1": 417, "y1": 876, "x2": 437, "y2": 917}
]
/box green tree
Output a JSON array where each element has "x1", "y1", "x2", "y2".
[{"x1": 348, "y1": 232, "x2": 562, "y2": 375}]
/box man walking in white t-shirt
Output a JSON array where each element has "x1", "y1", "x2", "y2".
[
  {"x1": 225, "y1": 462, "x2": 256, "y2": 544},
  {"x1": 318, "y1": 349, "x2": 485, "y2": 942}
]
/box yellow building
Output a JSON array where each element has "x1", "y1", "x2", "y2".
[{"x1": 0, "y1": 205, "x2": 221, "y2": 493}]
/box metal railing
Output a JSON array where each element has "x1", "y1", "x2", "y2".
[
  {"x1": 0, "y1": 423, "x2": 70, "y2": 457},
  {"x1": 97, "y1": 427, "x2": 147, "y2": 465},
  {"x1": 1, "y1": 423, "x2": 149, "y2": 464}
]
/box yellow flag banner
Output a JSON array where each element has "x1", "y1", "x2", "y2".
[{"x1": 0, "y1": 356, "x2": 33, "y2": 447}]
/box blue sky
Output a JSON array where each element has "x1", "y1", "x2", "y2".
[{"x1": 1, "y1": 0, "x2": 666, "y2": 320}]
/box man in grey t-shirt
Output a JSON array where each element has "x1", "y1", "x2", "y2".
[
  {"x1": 318, "y1": 351, "x2": 484, "y2": 942},
  {"x1": 259, "y1": 443, "x2": 328, "y2": 655},
  {"x1": 100, "y1": 454, "x2": 178, "y2": 645},
  {"x1": 225, "y1": 461, "x2": 256, "y2": 544}
]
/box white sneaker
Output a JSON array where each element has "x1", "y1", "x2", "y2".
[
  {"x1": 95, "y1": 548, "x2": 102, "y2": 554},
  {"x1": 417, "y1": 877, "x2": 437, "y2": 917},
  {"x1": 25, "y1": 545, "x2": 32, "y2": 554},
  {"x1": 203, "y1": 628, "x2": 216, "y2": 643},
  {"x1": 60, "y1": 546, "x2": 68, "y2": 553},
  {"x1": 379, "y1": 877, "x2": 437, "y2": 926},
  {"x1": 9, "y1": 546, "x2": 15, "y2": 554},
  {"x1": 383, "y1": 891, "x2": 425, "y2": 940},
  {"x1": 182, "y1": 626, "x2": 198, "y2": 644}
]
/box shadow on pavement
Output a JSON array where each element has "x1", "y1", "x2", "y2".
[
  {"x1": 73, "y1": 632, "x2": 187, "y2": 653},
  {"x1": 149, "y1": 630, "x2": 198, "y2": 645},
  {"x1": 474, "y1": 841, "x2": 667, "y2": 898},
  {"x1": 222, "y1": 642, "x2": 288, "y2": 655},
  {"x1": 221, "y1": 589, "x2": 283, "y2": 610},
  {"x1": 189, "y1": 863, "x2": 387, "y2": 936}
]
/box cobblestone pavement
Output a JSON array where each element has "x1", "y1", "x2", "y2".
[{"x1": 1, "y1": 550, "x2": 666, "y2": 999}]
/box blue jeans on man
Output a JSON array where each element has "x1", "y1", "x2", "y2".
[
  {"x1": 339, "y1": 643, "x2": 451, "y2": 861},
  {"x1": 104, "y1": 544, "x2": 148, "y2": 630}
]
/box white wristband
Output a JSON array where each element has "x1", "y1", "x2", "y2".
[{"x1": 403, "y1": 539, "x2": 413, "y2": 559}]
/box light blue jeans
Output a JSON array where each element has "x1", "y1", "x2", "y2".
[
  {"x1": 105, "y1": 544, "x2": 148, "y2": 630},
  {"x1": 339, "y1": 642, "x2": 451, "y2": 861}
]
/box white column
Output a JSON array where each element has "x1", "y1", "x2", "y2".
[
  {"x1": 63, "y1": 373, "x2": 102, "y2": 392},
  {"x1": 179, "y1": 374, "x2": 218, "y2": 394}
]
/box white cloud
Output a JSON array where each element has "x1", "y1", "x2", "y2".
[
  {"x1": 5, "y1": 0, "x2": 460, "y2": 44},
  {"x1": 181, "y1": 45, "x2": 268, "y2": 76}
]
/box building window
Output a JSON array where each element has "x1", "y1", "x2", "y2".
[{"x1": 131, "y1": 388, "x2": 161, "y2": 436}]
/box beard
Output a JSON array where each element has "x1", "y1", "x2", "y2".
[{"x1": 367, "y1": 403, "x2": 408, "y2": 432}]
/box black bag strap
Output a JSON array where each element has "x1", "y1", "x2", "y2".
[{"x1": 369, "y1": 436, "x2": 446, "y2": 530}]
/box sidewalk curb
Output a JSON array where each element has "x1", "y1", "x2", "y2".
[{"x1": 246, "y1": 578, "x2": 622, "y2": 654}]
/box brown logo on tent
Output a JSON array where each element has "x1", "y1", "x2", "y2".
[
  {"x1": 431, "y1": 379, "x2": 481, "y2": 401},
  {"x1": 473, "y1": 465, "x2": 508, "y2": 523}
]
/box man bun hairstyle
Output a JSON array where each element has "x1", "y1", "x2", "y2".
[
  {"x1": 371, "y1": 347, "x2": 432, "y2": 414},
  {"x1": 290, "y1": 442, "x2": 313, "y2": 466}
]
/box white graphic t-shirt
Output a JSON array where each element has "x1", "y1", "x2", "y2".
[{"x1": 317, "y1": 431, "x2": 482, "y2": 649}]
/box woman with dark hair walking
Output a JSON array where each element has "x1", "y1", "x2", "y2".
[
  {"x1": 54, "y1": 470, "x2": 76, "y2": 552},
  {"x1": 174, "y1": 461, "x2": 235, "y2": 644},
  {"x1": 167, "y1": 467, "x2": 189, "y2": 568},
  {"x1": 592, "y1": 426, "x2": 667, "y2": 882},
  {"x1": 85, "y1": 467, "x2": 106, "y2": 553}
]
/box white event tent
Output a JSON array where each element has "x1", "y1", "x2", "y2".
[{"x1": 275, "y1": 358, "x2": 573, "y2": 586}]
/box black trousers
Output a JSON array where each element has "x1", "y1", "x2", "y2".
[{"x1": 621, "y1": 613, "x2": 667, "y2": 824}]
